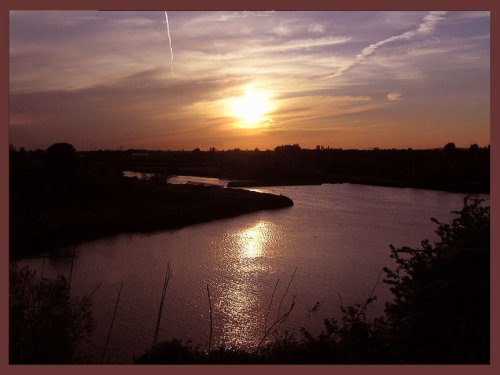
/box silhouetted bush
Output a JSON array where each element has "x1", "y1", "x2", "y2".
[
  {"x1": 136, "y1": 338, "x2": 196, "y2": 363},
  {"x1": 383, "y1": 196, "x2": 489, "y2": 363},
  {"x1": 9, "y1": 265, "x2": 94, "y2": 363}
]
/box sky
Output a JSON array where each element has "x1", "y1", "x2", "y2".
[{"x1": 9, "y1": 11, "x2": 490, "y2": 151}]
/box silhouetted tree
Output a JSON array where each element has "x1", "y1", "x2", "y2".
[
  {"x1": 468, "y1": 144, "x2": 479, "y2": 152},
  {"x1": 45, "y1": 142, "x2": 79, "y2": 175},
  {"x1": 274, "y1": 144, "x2": 302, "y2": 153},
  {"x1": 443, "y1": 142, "x2": 456, "y2": 152}
]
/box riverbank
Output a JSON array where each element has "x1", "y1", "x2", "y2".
[
  {"x1": 227, "y1": 175, "x2": 487, "y2": 193},
  {"x1": 109, "y1": 146, "x2": 488, "y2": 194},
  {"x1": 10, "y1": 169, "x2": 293, "y2": 256}
]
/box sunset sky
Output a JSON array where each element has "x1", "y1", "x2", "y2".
[{"x1": 9, "y1": 11, "x2": 490, "y2": 151}]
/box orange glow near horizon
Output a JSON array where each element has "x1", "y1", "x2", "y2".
[{"x1": 8, "y1": 11, "x2": 490, "y2": 151}]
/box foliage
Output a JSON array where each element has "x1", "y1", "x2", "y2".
[
  {"x1": 9, "y1": 265, "x2": 94, "y2": 363},
  {"x1": 135, "y1": 339, "x2": 260, "y2": 364},
  {"x1": 135, "y1": 301, "x2": 386, "y2": 364},
  {"x1": 383, "y1": 196, "x2": 490, "y2": 363},
  {"x1": 443, "y1": 142, "x2": 457, "y2": 152},
  {"x1": 45, "y1": 142, "x2": 79, "y2": 175}
]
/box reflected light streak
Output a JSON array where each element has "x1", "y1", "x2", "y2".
[
  {"x1": 238, "y1": 221, "x2": 270, "y2": 259},
  {"x1": 214, "y1": 221, "x2": 276, "y2": 348}
]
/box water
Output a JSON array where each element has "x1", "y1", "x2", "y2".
[
  {"x1": 168, "y1": 175, "x2": 230, "y2": 187},
  {"x1": 122, "y1": 172, "x2": 230, "y2": 187},
  {"x1": 14, "y1": 181, "x2": 478, "y2": 363}
]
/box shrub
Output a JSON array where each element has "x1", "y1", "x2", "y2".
[
  {"x1": 9, "y1": 265, "x2": 94, "y2": 363},
  {"x1": 383, "y1": 196, "x2": 490, "y2": 363}
]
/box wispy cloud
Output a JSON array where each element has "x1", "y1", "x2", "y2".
[
  {"x1": 324, "y1": 11, "x2": 447, "y2": 80},
  {"x1": 262, "y1": 36, "x2": 351, "y2": 53},
  {"x1": 387, "y1": 92, "x2": 402, "y2": 101},
  {"x1": 307, "y1": 23, "x2": 325, "y2": 34},
  {"x1": 273, "y1": 22, "x2": 291, "y2": 36},
  {"x1": 164, "y1": 11, "x2": 174, "y2": 77},
  {"x1": 215, "y1": 11, "x2": 274, "y2": 22}
]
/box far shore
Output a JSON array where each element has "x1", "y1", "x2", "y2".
[{"x1": 226, "y1": 175, "x2": 487, "y2": 194}]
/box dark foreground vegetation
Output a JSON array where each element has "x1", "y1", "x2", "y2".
[
  {"x1": 10, "y1": 197, "x2": 488, "y2": 363},
  {"x1": 10, "y1": 143, "x2": 293, "y2": 256},
  {"x1": 10, "y1": 265, "x2": 94, "y2": 363}
]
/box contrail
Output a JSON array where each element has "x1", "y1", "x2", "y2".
[
  {"x1": 323, "y1": 11, "x2": 447, "y2": 80},
  {"x1": 164, "y1": 11, "x2": 174, "y2": 77}
]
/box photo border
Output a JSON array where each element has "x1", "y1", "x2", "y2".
[{"x1": 1, "y1": 1, "x2": 497, "y2": 374}]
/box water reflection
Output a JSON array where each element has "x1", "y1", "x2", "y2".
[
  {"x1": 168, "y1": 175, "x2": 229, "y2": 187},
  {"x1": 215, "y1": 221, "x2": 276, "y2": 348},
  {"x1": 238, "y1": 221, "x2": 270, "y2": 259},
  {"x1": 217, "y1": 279, "x2": 260, "y2": 348}
]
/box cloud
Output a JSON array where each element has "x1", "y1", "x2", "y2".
[
  {"x1": 9, "y1": 69, "x2": 247, "y2": 149},
  {"x1": 387, "y1": 92, "x2": 402, "y2": 101},
  {"x1": 417, "y1": 11, "x2": 447, "y2": 33},
  {"x1": 324, "y1": 11, "x2": 447, "y2": 80},
  {"x1": 270, "y1": 95, "x2": 384, "y2": 127},
  {"x1": 9, "y1": 11, "x2": 489, "y2": 150},
  {"x1": 273, "y1": 23, "x2": 291, "y2": 36},
  {"x1": 214, "y1": 11, "x2": 274, "y2": 22},
  {"x1": 307, "y1": 23, "x2": 325, "y2": 33},
  {"x1": 260, "y1": 36, "x2": 351, "y2": 53}
]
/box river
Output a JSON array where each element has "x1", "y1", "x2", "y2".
[{"x1": 15, "y1": 179, "x2": 478, "y2": 363}]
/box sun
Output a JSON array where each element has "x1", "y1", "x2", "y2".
[{"x1": 230, "y1": 89, "x2": 271, "y2": 126}]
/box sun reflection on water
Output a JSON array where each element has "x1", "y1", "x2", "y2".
[
  {"x1": 238, "y1": 221, "x2": 270, "y2": 259},
  {"x1": 214, "y1": 221, "x2": 277, "y2": 348}
]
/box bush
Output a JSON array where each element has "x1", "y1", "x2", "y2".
[
  {"x1": 10, "y1": 265, "x2": 94, "y2": 363},
  {"x1": 383, "y1": 196, "x2": 490, "y2": 363}
]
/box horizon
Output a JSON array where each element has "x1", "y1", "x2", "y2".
[
  {"x1": 10, "y1": 142, "x2": 489, "y2": 153},
  {"x1": 9, "y1": 10, "x2": 490, "y2": 151}
]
